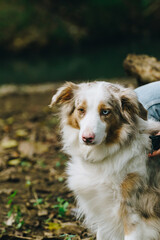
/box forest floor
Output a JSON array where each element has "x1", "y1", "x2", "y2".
[{"x1": 0, "y1": 79, "x2": 137, "y2": 240}]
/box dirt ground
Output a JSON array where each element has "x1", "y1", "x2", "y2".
[{"x1": 0, "y1": 86, "x2": 95, "y2": 240}]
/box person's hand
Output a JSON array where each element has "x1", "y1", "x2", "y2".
[
  {"x1": 149, "y1": 131, "x2": 160, "y2": 157},
  {"x1": 149, "y1": 148, "x2": 160, "y2": 157}
]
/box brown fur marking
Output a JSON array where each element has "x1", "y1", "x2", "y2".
[
  {"x1": 56, "y1": 82, "x2": 77, "y2": 104},
  {"x1": 138, "y1": 102, "x2": 148, "y2": 120},
  {"x1": 120, "y1": 172, "x2": 160, "y2": 236},
  {"x1": 68, "y1": 110, "x2": 80, "y2": 129},
  {"x1": 123, "y1": 211, "x2": 136, "y2": 235},
  {"x1": 119, "y1": 198, "x2": 136, "y2": 236},
  {"x1": 98, "y1": 102, "x2": 111, "y2": 115},
  {"x1": 121, "y1": 173, "x2": 142, "y2": 199},
  {"x1": 120, "y1": 173, "x2": 142, "y2": 236},
  {"x1": 121, "y1": 91, "x2": 148, "y2": 122},
  {"x1": 67, "y1": 100, "x2": 87, "y2": 129},
  {"x1": 98, "y1": 102, "x2": 127, "y2": 145}
]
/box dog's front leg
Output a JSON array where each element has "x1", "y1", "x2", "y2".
[
  {"x1": 96, "y1": 228, "x2": 103, "y2": 240},
  {"x1": 97, "y1": 228, "x2": 115, "y2": 240},
  {"x1": 124, "y1": 226, "x2": 143, "y2": 240}
]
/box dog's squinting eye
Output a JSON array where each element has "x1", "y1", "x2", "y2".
[
  {"x1": 78, "y1": 108, "x2": 85, "y2": 113},
  {"x1": 101, "y1": 109, "x2": 110, "y2": 116}
]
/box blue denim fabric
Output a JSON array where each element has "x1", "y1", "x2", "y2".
[{"x1": 135, "y1": 81, "x2": 160, "y2": 121}]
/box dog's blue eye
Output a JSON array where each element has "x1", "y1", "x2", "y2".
[{"x1": 102, "y1": 110, "x2": 110, "y2": 115}]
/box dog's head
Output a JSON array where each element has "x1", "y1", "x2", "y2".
[{"x1": 50, "y1": 81, "x2": 147, "y2": 146}]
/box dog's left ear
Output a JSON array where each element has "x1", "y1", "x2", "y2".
[
  {"x1": 121, "y1": 88, "x2": 148, "y2": 121},
  {"x1": 49, "y1": 82, "x2": 78, "y2": 107}
]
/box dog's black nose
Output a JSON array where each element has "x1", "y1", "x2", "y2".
[{"x1": 82, "y1": 132, "x2": 95, "y2": 144}]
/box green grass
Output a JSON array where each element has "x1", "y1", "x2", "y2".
[{"x1": 52, "y1": 197, "x2": 69, "y2": 217}]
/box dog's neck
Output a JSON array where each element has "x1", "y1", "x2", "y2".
[
  {"x1": 64, "y1": 130, "x2": 150, "y2": 179},
  {"x1": 81, "y1": 142, "x2": 148, "y2": 178}
]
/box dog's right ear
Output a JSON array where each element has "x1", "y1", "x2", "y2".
[
  {"x1": 120, "y1": 88, "x2": 148, "y2": 122},
  {"x1": 49, "y1": 82, "x2": 78, "y2": 107}
]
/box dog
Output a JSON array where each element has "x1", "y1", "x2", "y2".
[{"x1": 50, "y1": 81, "x2": 160, "y2": 240}]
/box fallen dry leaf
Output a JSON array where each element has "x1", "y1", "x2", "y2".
[
  {"x1": 45, "y1": 220, "x2": 84, "y2": 236},
  {"x1": 61, "y1": 222, "x2": 84, "y2": 235},
  {"x1": 18, "y1": 141, "x2": 35, "y2": 158},
  {"x1": 16, "y1": 129, "x2": 28, "y2": 138},
  {"x1": 1, "y1": 138, "x2": 18, "y2": 149},
  {"x1": 38, "y1": 209, "x2": 48, "y2": 217},
  {"x1": 33, "y1": 142, "x2": 49, "y2": 154},
  {"x1": 5, "y1": 215, "x2": 15, "y2": 226},
  {"x1": 8, "y1": 158, "x2": 21, "y2": 166},
  {"x1": 18, "y1": 141, "x2": 49, "y2": 158},
  {"x1": 46, "y1": 222, "x2": 62, "y2": 233},
  {"x1": 0, "y1": 188, "x2": 13, "y2": 194},
  {"x1": 0, "y1": 167, "x2": 16, "y2": 181}
]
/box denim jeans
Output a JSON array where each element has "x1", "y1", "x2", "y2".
[{"x1": 135, "y1": 81, "x2": 160, "y2": 121}]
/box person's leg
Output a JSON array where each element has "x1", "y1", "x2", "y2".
[
  {"x1": 135, "y1": 82, "x2": 160, "y2": 157},
  {"x1": 135, "y1": 81, "x2": 160, "y2": 121}
]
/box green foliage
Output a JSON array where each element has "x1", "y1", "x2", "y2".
[
  {"x1": 56, "y1": 153, "x2": 68, "y2": 168},
  {"x1": 7, "y1": 190, "x2": 17, "y2": 205},
  {"x1": 14, "y1": 206, "x2": 24, "y2": 229},
  {"x1": 7, "y1": 190, "x2": 24, "y2": 229},
  {"x1": 21, "y1": 161, "x2": 31, "y2": 168},
  {"x1": 52, "y1": 197, "x2": 69, "y2": 217},
  {"x1": 33, "y1": 198, "x2": 43, "y2": 206},
  {"x1": 37, "y1": 160, "x2": 46, "y2": 168},
  {"x1": 58, "y1": 177, "x2": 64, "y2": 182},
  {"x1": 25, "y1": 179, "x2": 31, "y2": 187},
  {"x1": 56, "y1": 161, "x2": 61, "y2": 168},
  {"x1": 44, "y1": 217, "x2": 52, "y2": 223},
  {"x1": 60, "y1": 234, "x2": 76, "y2": 240}
]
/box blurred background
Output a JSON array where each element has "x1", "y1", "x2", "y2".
[{"x1": 1, "y1": 0, "x2": 160, "y2": 84}]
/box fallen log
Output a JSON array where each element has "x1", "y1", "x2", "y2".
[{"x1": 123, "y1": 54, "x2": 160, "y2": 85}]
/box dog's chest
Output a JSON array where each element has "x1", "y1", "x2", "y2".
[{"x1": 67, "y1": 160, "x2": 123, "y2": 235}]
